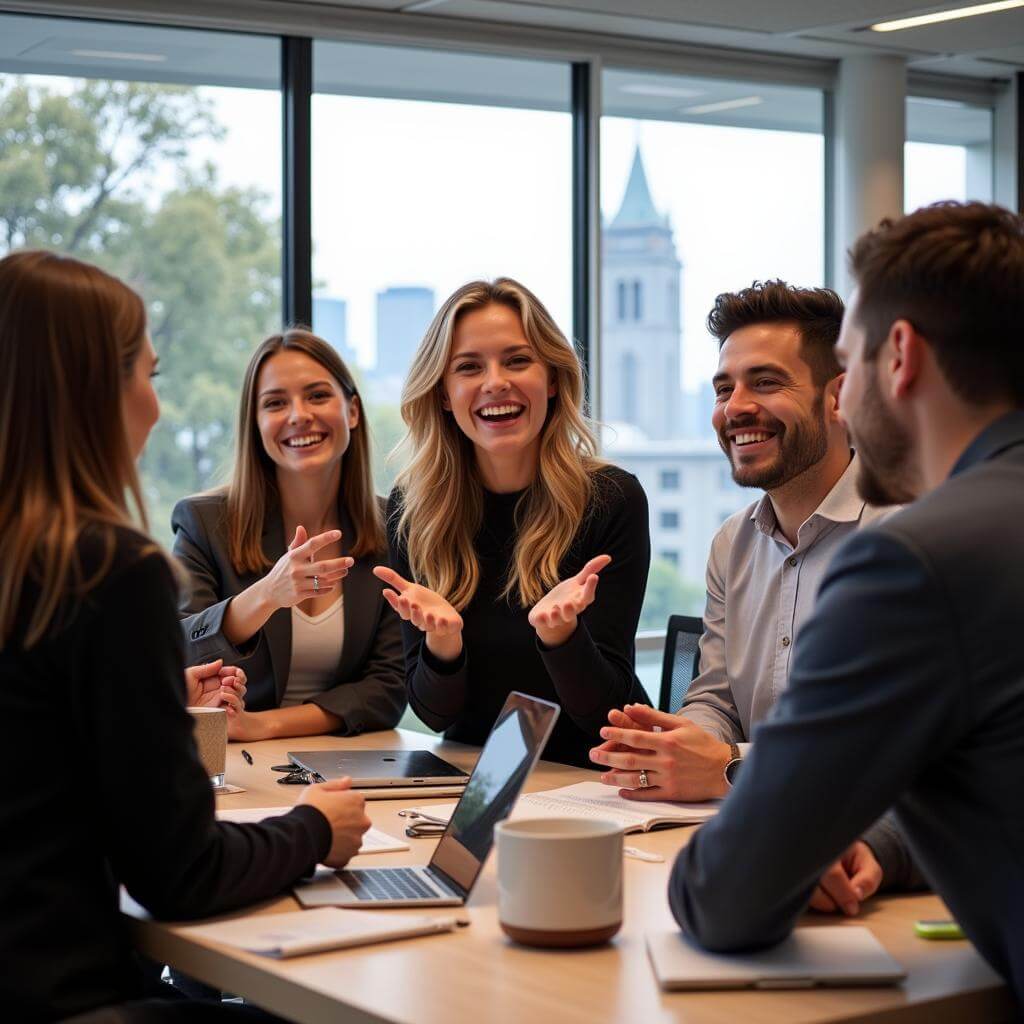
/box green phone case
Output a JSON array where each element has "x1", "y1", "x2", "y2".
[{"x1": 914, "y1": 919, "x2": 965, "y2": 940}]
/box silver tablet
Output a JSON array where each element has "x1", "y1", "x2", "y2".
[{"x1": 287, "y1": 749, "x2": 470, "y2": 788}]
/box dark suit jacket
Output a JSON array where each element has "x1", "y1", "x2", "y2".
[
  {"x1": 0, "y1": 527, "x2": 330, "y2": 1022},
  {"x1": 171, "y1": 492, "x2": 406, "y2": 734},
  {"x1": 669, "y1": 411, "x2": 1024, "y2": 1002}
]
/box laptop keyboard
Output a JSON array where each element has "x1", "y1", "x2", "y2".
[{"x1": 337, "y1": 867, "x2": 446, "y2": 901}]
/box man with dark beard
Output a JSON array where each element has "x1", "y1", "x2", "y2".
[
  {"x1": 592, "y1": 280, "x2": 914, "y2": 916},
  {"x1": 666, "y1": 203, "x2": 1024, "y2": 1004}
]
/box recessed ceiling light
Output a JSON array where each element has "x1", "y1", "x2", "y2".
[
  {"x1": 620, "y1": 83, "x2": 705, "y2": 99},
  {"x1": 682, "y1": 96, "x2": 763, "y2": 116},
  {"x1": 871, "y1": 1, "x2": 1024, "y2": 32},
  {"x1": 71, "y1": 48, "x2": 168, "y2": 62}
]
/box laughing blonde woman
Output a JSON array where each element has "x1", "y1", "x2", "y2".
[{"x1": 374, "y1": 278, "x2": 651, "y2": 767}]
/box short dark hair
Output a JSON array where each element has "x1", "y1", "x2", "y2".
[
  {"x1": 849, "y1": 201, "x2": 1024, "y2": 406},
  {"x1": 706, "y1": 279, "x2": 844, "y2": 385}
]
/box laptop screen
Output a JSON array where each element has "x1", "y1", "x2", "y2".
[{"x1": 428, "y1": 691, "x2": 559, "y2": 896}]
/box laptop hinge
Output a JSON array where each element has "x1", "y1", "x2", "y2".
[{"x1": 425, "y1": 864, "x2": 466, "y2": 900}]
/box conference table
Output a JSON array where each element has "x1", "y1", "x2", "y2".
[{"x1": 125, "y1": 729, "x2": 1014, "y2": 1024}]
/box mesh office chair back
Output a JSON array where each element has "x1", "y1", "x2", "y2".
[{"x1": 658, "y1": 615, "x2": 704, "y2": 714}]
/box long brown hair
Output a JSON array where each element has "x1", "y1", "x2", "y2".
[
  {"x1": 0, "y1": 251, "x2": 149, "y2": 649},
  {"x1": 225, "y1": 329, "x2": 385, "y2": 572},
  {"x1": 394, "y1": 278, "x2": 603, "y2": 610}
]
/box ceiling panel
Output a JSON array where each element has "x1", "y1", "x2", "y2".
[
  {"x1": 458, "y1": 0, "x2": 935, "y2": 34},
  {"x1": 0, "y1": 12, "x2": 279, "y2": 88},
  {"x1": 843, "y1": 9, "x2": 1024, "y2": 47},
  {"x1": 411, "y1": 1, "x2": 1024, "y2": 71},
  {"x1": 430, "y1": 0, "x2": 874, "y2": 58}
]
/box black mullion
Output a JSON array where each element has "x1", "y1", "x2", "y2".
[
  {"x1": 822, "y1": 88, "x2": 835, "y2": 289},
  {"x1": 1017, "y1": 72, "x2": 1024, "y2": 214},
  {"x1": 571, "y1": 62, "x2": 592, "y2": 389},
  {"x1": 282, "y1": 36, "x2": 313, "y2": 328}
]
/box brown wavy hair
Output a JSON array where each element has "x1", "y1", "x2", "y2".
[
  {"x1": 707, "y1": 279, "x2": 844, "y2": 385},
  {"x1": 225, "y1": 329, "x2": 385, "y2": 572},
  {"x1": 0, "y1": 251, "x2": 149, "y2": 649},
  {"x1": 393, "y1": 278, "x2": 604, "y2": 610}
]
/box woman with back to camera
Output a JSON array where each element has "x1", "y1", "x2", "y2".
[
  {"x1": 374, "y1": 278, "x2": 651, "y2": 768},
  {"x1": 172, "y1": 329, "x2": 405, "y2": 742},
  {"x1": 0, "y1": 251, "x2": 370, "y2": 1022}
]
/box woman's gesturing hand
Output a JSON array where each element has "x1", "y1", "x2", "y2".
[
  {"x1": 261, "y1": 526, "x2": 353, "y2": 610},
  {"x1": 528, "y1": 554, "x2": 611, "y2": 648},
  {"x1": 373, "y1": 566, "x2": 464, "y2": 662}
]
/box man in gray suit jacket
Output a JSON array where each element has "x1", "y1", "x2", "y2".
[{"x1": 669, "y1": 202, "x2": 1024, "y2": 1002}]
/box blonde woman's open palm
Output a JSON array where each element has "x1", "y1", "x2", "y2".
[
  {"x1": 528, "y1": 554, "x2": 611, "y2": 646},
  {"x1": 373, "y1": 566, "x2": 464, "y2": 660}
]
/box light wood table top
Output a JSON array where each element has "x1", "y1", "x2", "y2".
[{"x1": 126, "y1": 730, "x2": 1013, "y2": 1024}]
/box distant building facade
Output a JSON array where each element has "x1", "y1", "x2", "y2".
[
  {"x1": 601, "y1": 147, "x2": 683, "y2": 441},
  {"x1": 372, "y1": 286, "x2": 435, "y2": 404},
  {"x1": 375, "y1": 286, "x2": 434, "y2": 378},
  {"x1": 606, "y1": 436, "x2": 749, "y2": 584},
  {"x1": 312, "y1": 295, "x2": 355, "y2": 366}
]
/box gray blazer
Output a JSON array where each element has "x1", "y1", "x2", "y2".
[{"x1": 171, "y1": 492, "x2": 406, "y2": 734}]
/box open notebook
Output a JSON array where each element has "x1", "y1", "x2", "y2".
[{"x1": 409, "y1": 781, "x2": 719, "y2": 835}]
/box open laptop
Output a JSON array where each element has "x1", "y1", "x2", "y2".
[
  {"x1": 286, "y1": 749, "x2": 469, "y2": 789},
  {"x1": 295, "y1": 691, "x2": 560, "y2": 908}
]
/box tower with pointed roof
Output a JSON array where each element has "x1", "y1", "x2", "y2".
[{"x1": 602, "y1": 147, "x2": 682, "y2": 439}]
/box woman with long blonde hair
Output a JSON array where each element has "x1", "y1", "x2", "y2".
[
  {"x1": 374, "y1": 278, "x2": 651, "y2": 767},
  {"x1": 172, "y1": 330, "x2": 405, "y2": 741},
  {"x1": 0, "y1": 252, "x2": 369, "y2": 1021}
]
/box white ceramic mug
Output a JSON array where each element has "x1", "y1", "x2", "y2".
[
  {"x1": 495, "y1": 817, "x2": 623, "y2": 947},
  {"x1": 188, "y1": 706, "x2": 227, "y2": 788}
]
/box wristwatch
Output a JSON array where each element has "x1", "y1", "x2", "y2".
[{"x1": 723, "y1": 742, "x2": 743, "y2": 789}]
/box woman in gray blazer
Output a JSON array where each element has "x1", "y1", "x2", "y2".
[{"x1": 172, "y1": 329, "x2": 405, "y2": 741}]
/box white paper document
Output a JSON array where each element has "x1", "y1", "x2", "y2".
[
  {"x1": 215, "y1": 807, "x2": 410, "y2": 854},
  {"x1": 181, "y1": 907, "x2": 459, "y2": 958},
  {"x1": 406, "y1": 782, "x2": 719, "y2": 835},
  {"x1": 646, "y1": 926, "x2": 906, "y2": 990}
]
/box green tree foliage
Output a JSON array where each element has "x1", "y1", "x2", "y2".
[
  {"x1": 0, "y1": 77, "x2": 280, "y2": 542},
  {"x1": 366, "y1": 399, "x2": 408, "y2": 496},
  {"x1": 639, "y1": 558, "x2": 705, "y2": 631}
]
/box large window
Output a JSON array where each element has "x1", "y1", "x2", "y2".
[
  {"x1": 0, "y1": 14, "x2": 282, "y2": 543},
  {"x1": 312, "y1": 41, "x2": 572, "y2": 493},
  {"x1": 601, "y1": 68, "x2": 825, "y2": 627},
  {"x1": 905, "y1": 96, "x2": 993, "y2": 211}
]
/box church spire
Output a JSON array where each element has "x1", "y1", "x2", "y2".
[{"x1": 610, "y1": 146, "x2": 665, "y2": 229}]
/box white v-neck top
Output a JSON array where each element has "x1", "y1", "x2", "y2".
[{"x1": 283, "y1": 595, "x2": 344, "y2": 707}]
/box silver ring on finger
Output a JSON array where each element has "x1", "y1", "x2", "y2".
[
  {"x1": 638, "y1": 769, "x2": 650, "y2": 789},
  {"x1": 313, "y1": 575, "x2": 320, "y2": 593}
]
